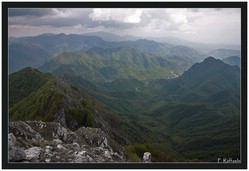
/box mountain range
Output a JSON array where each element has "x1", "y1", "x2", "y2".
[
  {"x1": 9, "y1": 33, "x2": 239, "y2": 73},
  {"x1": 8, "y1": 33, "x2": 241, "y2": 162},
  {"x1": 77, "y1": 31, "x2": 241, "y2": 52}
]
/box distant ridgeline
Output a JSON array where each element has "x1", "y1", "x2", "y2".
[{"x1": 9, "y1": 33, "x2": 241, "y2": 162}]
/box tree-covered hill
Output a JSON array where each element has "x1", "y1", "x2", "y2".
[{"x1": 9, "y1": 68, "x2": 156, "y2": 145}]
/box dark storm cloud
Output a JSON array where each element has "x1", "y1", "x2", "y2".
[
  {"x1": 9, "y1": 8, "x2": 55, "y2": 17},
  {"x1": 9, "y1": 8, "x2": 93, "y2": 28}
]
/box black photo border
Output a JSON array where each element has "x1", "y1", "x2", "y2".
[{"x1": 2, "y1": 1, "x2": 247, "y2": 169}]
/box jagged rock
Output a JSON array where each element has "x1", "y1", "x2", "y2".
[
  {"x1": 90, "y1": 147, "x2": 113, "y2": 162},
  {"x1": 64, "y1": 133, "x2": 77, "y2": 143},
  {"x1": 34, "y1": 121, "x2": 47, "y2": 129},
  {"x1": 46, "y1": 146, "x2": 52, "y2": 149},
  {"x1": 53, "y1": 139, "x2": 62, "y2": 144},
  {"x1": 8, "y1": 133, "x2": 26, "y2": 162},
  {"x1": 57, "y1": 144, "x2": 64, "y2": 149},
  {"x1": 54, "y1": 108, "x2": 66, "y2": 127},
  {"x1": 52, "y1": 124, "x2": 68, "y2": 139},
  {"x1": 104, "y1": 150, "x2": 112, "y2": 160},
  {"x1": 45, "y1": 148, "x2": 50, "y2": 153},
  {"x1": 9, "y1": 121, "x2": 43, "y2": 142},
  {"x1": 100, "y1": 137, "x2": 108, "y2": 148},
  {"x1": 72, "y1": 142, "x2": 80, "y2": 148},
  {"x1": 52, "y1": 123, "x2": 77, "y2": 143},
  {"x1": 79, "y1": 151, "x2": 86, "y2": 155},
  {"x1": 75, "y1": 127, "x2": 110, "y2": 148},
  {"x1": 9, "y1": 121, "x2": 125, "y2": 163},
  {"x1": 8, "y1": 133, "x2": 16, "y2": 154},
  {"x1": 114, "y1": 152, "x2": 123, "y2": 160},
  {"x1": 87, "y1": 155, "x2": 94, "y2": 162},
  {"x1": 12, "y1": 149, "x2": 26, "y2": 162},
  {"x1": 44, "y1": 146, "x2": 53, "y2": 159},
  {"x1": 143, "y1": 152, "x2": 151, "y2": 162},
  {"x1": 25, "y1": 147, "x2": 43, "y2": 162},
  {"x1": 45, "y1": 158, "x2": 51, "y2": 163},
  {"x1": 71, "y1": 151, "x2": 88, "y2": 163}
]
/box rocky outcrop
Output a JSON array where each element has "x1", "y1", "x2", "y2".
[
  {"x1": 8, "y1": 133, "x2": 26, "y2": 162},
  {"x1": 143, "y1": 152, "x2": 151, "y2": 162},
  {"x1": 25, "y1": 147, "x2": 44, "y2": 162},
  {"x1": 9, "y1": 121, "x2": 44, "y2": 142},
  {"x1": 8, "y1": 121, "x2": 125, "y2": 163}
]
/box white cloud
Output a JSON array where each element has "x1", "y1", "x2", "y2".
[
  {"x1": 89, "y1": 8, "x2": 142, "y2": 24},
  {"x1": 170, "y1": 13, "x2": 188, "y2": 25},
  {"x1": 89, "y1": 9, "x2": 110, "y2": 21},
  {"x1": 125, "y1": 9, "x2": 142, "y2": 23}
]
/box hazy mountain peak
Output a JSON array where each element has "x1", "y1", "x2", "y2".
[
  {"x1": 200, "y1": 56, "x2": 228, "y2": 67},
  {"x1": 182, "y1": 56, "x2": 239, "y2": 80},
  {"x1": 203, "y1": 56, "x2": 219, "y2": 63}
]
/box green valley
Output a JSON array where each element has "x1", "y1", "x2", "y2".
[{"x1": 8, "y1": 34, "x2": 241, "y2": 162}]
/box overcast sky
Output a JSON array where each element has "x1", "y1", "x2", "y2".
[{"x1": 8, "y1": 8, "x2": 241, "y2": 45}]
